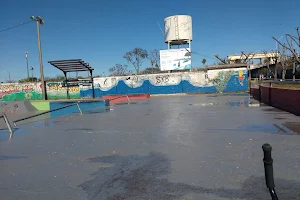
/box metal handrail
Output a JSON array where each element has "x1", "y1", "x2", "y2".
[
  {"x1": 13, "y1": 102, "x2": 82, "y2": 126},
  {"x1": 0, "y1": 114, "x2": 13, "y2": 138}
]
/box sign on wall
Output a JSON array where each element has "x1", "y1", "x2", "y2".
[{"x1": 160, "y1": 48, "x2": 192, "y2": 71}]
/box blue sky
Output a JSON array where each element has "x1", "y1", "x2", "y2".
[{"x1": 0, "y1": 0, "x2": 299, "y2": 81}]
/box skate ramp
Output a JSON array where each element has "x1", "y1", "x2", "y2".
[
  {"x1": 0, "y1": 100, "x2": 38, "y2": 115},
  {"x1": 0, "y1": 101, "x2": 43, "y2": 130}
]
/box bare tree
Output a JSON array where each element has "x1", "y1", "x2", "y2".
[
  {"x1": 214, "y1": 54, "x2": 227, "y2": 64},
  {"x1": 148, "y1": 49, "x2": 160, "y2": 69},
  {"x1": 262, "y1": 50, "x2": 277, "y2": 79},
  {"x1": 272, "y1": 27, "x2": 300, "y2": 64},
  {"x1": 123, "y1": 48, "x2": 148, "y2": 75},
  {"x1": 108, "y1": 64, "x2": 132, "y2": 76}
]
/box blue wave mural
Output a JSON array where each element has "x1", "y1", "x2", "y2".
[{"x1": 80, "y1": 70, "x2": 248, "y2": 98}]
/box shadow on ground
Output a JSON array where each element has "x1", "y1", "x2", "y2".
[{"x1": 79, "y1": 152, "x2": 300, "y2": 200}]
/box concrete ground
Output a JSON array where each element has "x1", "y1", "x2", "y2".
[{"x1": 1, "y1": 94, "x2": 300, "y2": 200}]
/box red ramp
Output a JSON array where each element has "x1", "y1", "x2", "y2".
[{"x1": 103, "y1": 94, "x2": 150, "y2": 104}]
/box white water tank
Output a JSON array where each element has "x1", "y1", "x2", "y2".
[{"x1": 164, "y1": 15, "x2": 192, "y2": 45}]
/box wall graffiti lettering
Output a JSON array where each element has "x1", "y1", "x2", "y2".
[
  {"x1": 0, "y1": 84, "x2": 34, "y2": 94},
  {"x1": 21, "y1": 84, "x2": 34, "y2": 92},
  {"x1": 156, "y1": 75, "x2": 169, "y2": 84},
  {"x1": 0, "y1": 102, "x2": 19, "y2": 114},
  {"x1": 47, "y1": 83, "x2": 79, "y2": 92},
  {"x1": 126, "y1": 76, "x2": 139, "y2": 88},
  {"x1": 205, "y1": 73, "x2": 209, "y2": 79}
]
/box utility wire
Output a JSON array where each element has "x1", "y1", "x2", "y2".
[{"x1": 0, "y1": 20, "x2": 33, "y2": 33}]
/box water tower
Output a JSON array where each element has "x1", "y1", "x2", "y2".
[{"x1": 164, "y1": 15, "x2": 192, "y2": 50}]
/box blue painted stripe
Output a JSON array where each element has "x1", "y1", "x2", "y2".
[{"x1": 80, "y1": 73, "x2": 249, "y2": 98}]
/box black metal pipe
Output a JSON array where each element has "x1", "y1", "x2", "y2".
[
  {"x1": 13, "y1": 102, "x2": 79, "y2": 125},
  {"x1": 262, "y1": 143, "x2": 279, "y2": 200}
]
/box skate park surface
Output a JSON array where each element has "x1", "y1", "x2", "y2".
[{"x1": 1, "y1": 94, "x2": 300, "y2": 200}]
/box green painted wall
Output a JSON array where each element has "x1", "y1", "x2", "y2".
[
  {"x1": 0, "y1": 82, "x2": 80, "y2": 101},
  {"x1": 30, "y1": 101, "x2": 50, "y2": 111}
]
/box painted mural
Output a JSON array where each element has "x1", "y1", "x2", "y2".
[
  {"x1": 80, "y1": 68, "x2": 248, "y2": 98},
  {"x1": 0, "y1": 83, "x2": 42, "y2": 101},
  {"x1": 46, "y1": 82, "x2": 80, "y2": 100},
  {"x1": 0, "y1": 82, "x2": 80, "y2": 101},
  {"x1": 0, "y1": 68, "x2": 248, "y2": 101}
]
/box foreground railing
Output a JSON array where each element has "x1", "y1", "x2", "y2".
[
  {"x1": 13, "y1": 102, "x2": 82, "y2": 126},
  {"x1": 0, "y1": 114, "x2": 14, "y2": 138}
]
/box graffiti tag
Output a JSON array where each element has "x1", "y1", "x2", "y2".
[
  {"x1": 0, "y1": 84, "x2": 35, "y2": 99},
  {"x1": 0, "y1": 84, "x2": 34, "y2": 94},
  {"x1": 205, "y1": 72, "x2": 209, "y2": 79},
  {"x1": 0, "y1": 102, "x2": 19, "y2": 114},
  {"x1": 47, "y1": 83, "x2": 79, "y2": 93},
  {"x1": 156, "y1": 75, "x2": 169, "y2": 84}
]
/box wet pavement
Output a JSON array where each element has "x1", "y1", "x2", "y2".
[{"x1": 1, "y1": 94, "x2": 300, "y2": 200}]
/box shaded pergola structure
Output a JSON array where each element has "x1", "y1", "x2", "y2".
[{"x1": 48, "y1": 59, "x2": 95, "y2": 99}]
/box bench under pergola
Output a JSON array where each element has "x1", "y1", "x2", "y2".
[{"x1": 48, "y1": 59, "x2": 95, "y2": 99}]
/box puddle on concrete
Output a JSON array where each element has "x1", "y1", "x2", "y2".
[
  {"x1": 274, "y1": 117, "x2": 286, "y2": 120},
  {"x1": 65, "y1": 128, "x2": 94, "y2": 131},
  {"x1": 0, "y1": 155, "x2": 28, "y2": 160},
  {"x1": 207, "y1": 122, "x2": 300, "y2": 135},
  {"x1": 114, "y1": 102, "x2": 138, "y2": 106},
  {"x1": 189, "y1": 101, "x2": 252, "y2": 107},
  {"x1": 207, "y1": 93, "x2": 249, "y2": 98},
  {"x1": 0, "y1": 108, "x2": 110, "y2": 142},
  {"x1": 262, "y1": 107, "x2": 285, "y2": 113}
]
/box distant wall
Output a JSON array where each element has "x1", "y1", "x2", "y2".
[
  {"x1": 0, "y1": 83, "x2": 42, "y2": 101},
  {"x1": 0, "y1": 82, "x2": 80, "y2": 101},
  {"x1": 81, "y1": 68, "x2": 248, "y2": 98},
  {"x1": 0, "y1": 68, "x2": 248, "y2": 101},
  {"x1": 46, "y1": 82, "x2": 80, "y2": 100}
]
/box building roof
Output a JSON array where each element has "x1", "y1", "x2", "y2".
[
  {"x1": 48, "y1": 59, "x2": 94, "y2": 73},
  {"x1": 204, "y1": 63, "x2": 249, "y2": 70}
]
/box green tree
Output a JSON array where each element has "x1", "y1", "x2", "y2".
[{"x1": 201, "y1": 58, "x2": 207, "y2": 66}]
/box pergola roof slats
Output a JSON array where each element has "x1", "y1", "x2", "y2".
[{"x1": 48, "y1": 59, "x2": 94, "y2": 73}]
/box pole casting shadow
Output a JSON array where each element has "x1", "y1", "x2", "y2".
[{"x1": 79, "y1": 152, "x2": 300, "y2": 200}]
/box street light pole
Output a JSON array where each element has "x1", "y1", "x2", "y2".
[
  {"x1": 30, "y1": 16, "x2": 46, "y2": 100},
  {"x1": 30, "y1": 66, "x2": 34, "y2": 82},
  {"x1": 25, "y1": 52, "x2": 29, "y2": 79}
]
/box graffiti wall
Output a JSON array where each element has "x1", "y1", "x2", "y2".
[
  {"x1": 80, "y1": 68, "x2": 248, "y2": 98},
  {"x1": 0, "y1": 82, "x2": 80, "y2": 101},
  {"x1": 0, "y1": 83, "x2": 42, "y2": 101},
  {"x1": 46, "y1": 82, "x2": 80, "y2": 100},
  {"x1": 0, "y1": 68, "x2": 248, "y2": 101}
]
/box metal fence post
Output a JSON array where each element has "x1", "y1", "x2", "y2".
[
  {"x1": 76, "y1": 103, "x2": 83, "y2": 115},
  {"x1": 1, "y1": 114, "x2": 13, "y2": 137}
]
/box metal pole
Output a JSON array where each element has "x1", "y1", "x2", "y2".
[
  {"x1": 36, "y1": 17, "x2": 46, "y2": 100},
  {"x1": 25, "y1": 52, "x2": 29, "y2": 79},
  {"x1": 76, "y1": 103, "x2": 83, "y2": 114},
  {"x1": 2, "y1": 114, "x2": 13, "y2": 137}
]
